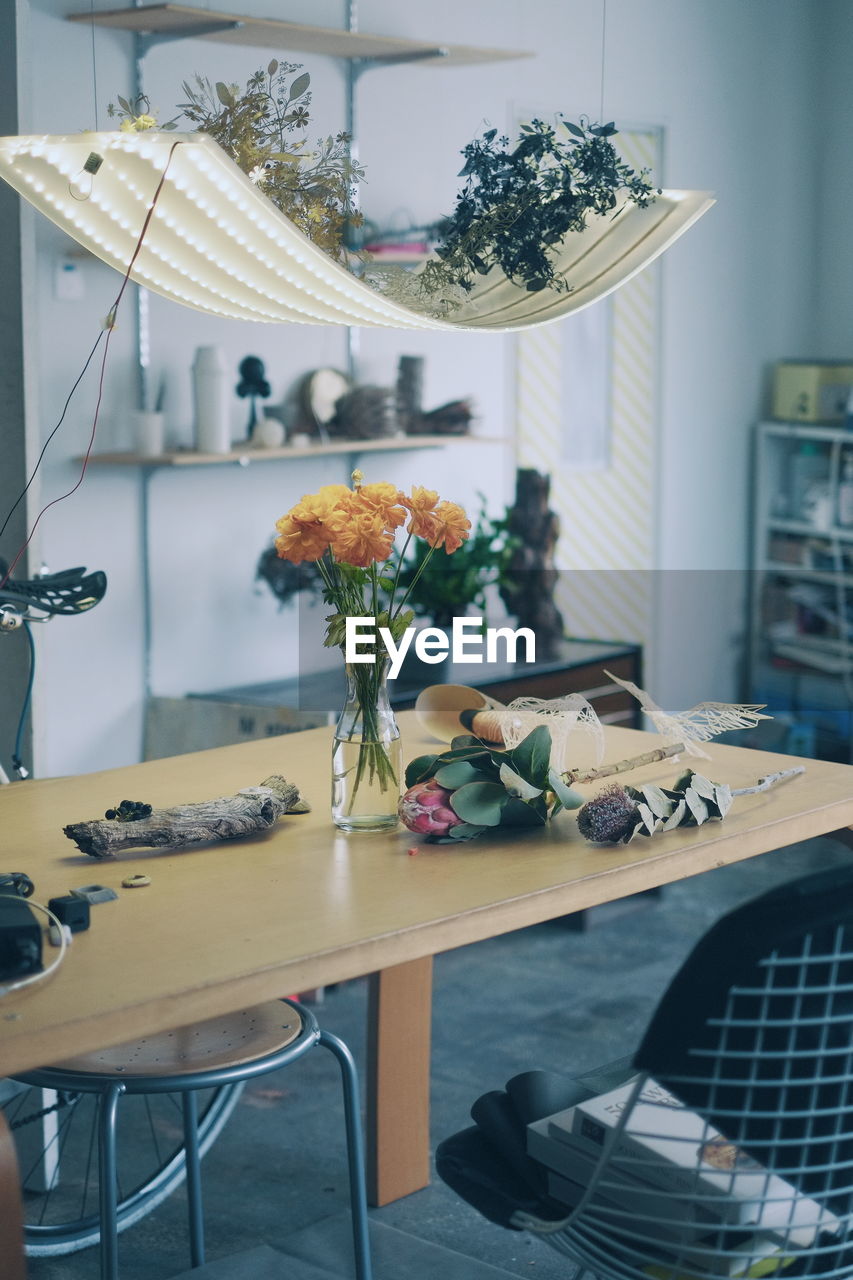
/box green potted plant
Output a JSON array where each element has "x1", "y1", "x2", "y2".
[{"x1": 397, "y1": 496, "x2": 518, "y2": 632}]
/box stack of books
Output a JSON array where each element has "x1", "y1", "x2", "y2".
[{"x1": 527, "y1": 1076, "x2": 839, "y2": 1279}]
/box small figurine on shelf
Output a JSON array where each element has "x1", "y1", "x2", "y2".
[{"x1": 236, "y1": 355, "x2": 271, "y2": 437}]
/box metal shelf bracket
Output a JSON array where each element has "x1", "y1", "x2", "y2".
[{"x1": 135, "y1": 20, "x2": 245, "y2": 58}]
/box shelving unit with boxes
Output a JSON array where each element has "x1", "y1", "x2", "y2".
[{"x1": 747, "y1": 420, "x2": 853, "y2": 760}]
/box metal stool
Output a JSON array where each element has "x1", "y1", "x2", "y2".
[{"x1": 14, "y1": 998, "x2": 373, "y2": 1280}]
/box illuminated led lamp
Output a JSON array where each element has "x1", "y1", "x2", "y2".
[{"x1": 0, "y1": 132, "x2": 715, "y2": 330}]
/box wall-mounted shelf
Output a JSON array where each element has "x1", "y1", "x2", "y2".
[
  {"x1": 82, "y1": 434, "x2": 505, "y2": 468},
  {"x1": 67, "y1": 5, "x2": 532, "y2": 66}
]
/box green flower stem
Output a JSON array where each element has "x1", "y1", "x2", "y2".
[
  {"x1": 387, "y1": 532, "x2": 413, "y2": 616},
  {"x1": 394, "y1": 541, "x2": 438, "y2": 613},
  {"x1": 340, "y1": 661, "x2": 399, "y2": 815}
]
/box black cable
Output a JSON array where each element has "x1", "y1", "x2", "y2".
[
  {"x1": 0, "y1": 329, "x2": 106, "y2": 547},
  {"x1": 0, "y1": 140, "x2": 183, "y2": 576},
  {"x1": 11, "y1": 620, "x2": 34, "y2": 779}
]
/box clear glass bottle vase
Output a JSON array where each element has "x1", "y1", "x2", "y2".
[{"x1": 331, "y1": 663, "x2": 402, "y2": 832}]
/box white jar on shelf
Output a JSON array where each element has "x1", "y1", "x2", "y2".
[{"x1": 193, "y1": 346, "x2": 230, "y2": 454}]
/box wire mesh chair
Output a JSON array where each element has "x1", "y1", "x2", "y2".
[{"x1": 437, "y1": 864, "x2": 853, "y2": 1280}]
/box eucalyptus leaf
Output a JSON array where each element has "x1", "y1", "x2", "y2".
[
  {"x1": 268, "y1": 59, "x2": 279, "y2": 75},
  {"x1": 683, "y1": 788, "x2": 709, "y2": 825},
  {"x1": 688, "y1": 773, "x2": 717, "y2": 801},
  {"x1": 435, "y1": 761, "x2": 495, "y2": 789},
  {"x1": 215, "y1": 81, "x2": 234, "y2": 106},
  {"x1": 449, "y1": 781, "x2": 508, "y2": 826},
  {"x1": 548, "y1": 768, "x2": 584, "y2": 811},
  {"x1": 661, "y1": 799, "x2": 688, "y2": 830},
  {"x1": 713, "y1": 783, "x2": 734, "y2": 818},
  {"x1": 499, "y1": 763, "x2": 543, "y2": 801},
  {"x1": 507, "y1": 725, "x2": 552, "y2": 790},
  {"x1": 636, "y1": 802, "x2": 659, "y2": 836},
  {"x1": 500, "y1": 796, "x2": 548, "y2": 827},
  {"x1": 640, "y1": 784, "x2": 672, "y2": 819},
  {"x1": 447, "y1": 822, "x2": 489, "y2": 840},
  {"x1": 404, "y1": 755, "x2": 439, "y2": 787},
  {"x1": 440, "y1": 747, "x2": 496, "y2": 768}
]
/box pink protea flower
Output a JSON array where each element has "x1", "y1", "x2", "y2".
[{"x1": 398, "y1": 779, "x2": 463, "y2": 837}]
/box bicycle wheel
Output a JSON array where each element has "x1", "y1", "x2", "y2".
[{"x1": 1, "y1": 1078, "x2": 243, "y2": 1255}]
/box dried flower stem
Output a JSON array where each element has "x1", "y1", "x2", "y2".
[
  {"x1": 732, "y1": 767, "x2": 805, "y2": 796},
  {"x1": 564, "y1": 742, "x2": 686, "y2": 785}
]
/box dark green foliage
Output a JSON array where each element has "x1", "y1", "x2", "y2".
[{"x1": 421, "y1": 116, "x2": 659, "y2": 298}]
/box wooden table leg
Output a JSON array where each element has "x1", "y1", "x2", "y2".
[
  {"x1": 366, "y1": 955, "x2": 433, "y2": 1206},
  {"x1": 0, "y1": 1108, "x2": 25, "y2": 1280}
]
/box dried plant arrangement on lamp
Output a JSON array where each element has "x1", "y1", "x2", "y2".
[
  {"x1": 108, "y1": 82, "x2": 656, "y2": 299},
  {"x1": 377, "y1": 116, "x2": 660, "y2": 313},
  {"x1": 576, "y1": 766, "x2": 805, "y2": 847},
  {"x1": 63, "y1": 776, "x2": 309, "y2": 859},
  {"x1": 109, "y1": 62, "x2": 364, "y2": 260}
]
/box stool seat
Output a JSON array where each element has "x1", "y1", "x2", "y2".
[
  {"x1": 14, "y1": 998, "x2": 372, "y2": 1279},
  {"x1": 50, "y1": 1002, "x2": 303, "y2": 1078}
]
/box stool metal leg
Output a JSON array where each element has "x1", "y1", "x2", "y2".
[
  {"x1": 182, "y1": 1089, "x2": 205, "y2": 1268},
  {"x1": 318, "y1": 1029, "x2": 373, "y2": 1280},
  {"x1": 98, "y1": 1082, "x2": 125, "y2": 1280}
]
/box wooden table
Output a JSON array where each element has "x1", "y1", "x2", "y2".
[{"x1": 2, "y1": 716, "x2": 853, "y2": 1209}]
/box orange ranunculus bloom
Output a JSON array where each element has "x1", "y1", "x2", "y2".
[
  {"x1": 427, "y1": 500, "x2": 471, "y2": 554},
  {"x1": 354, "y1": 482, "x2": 407, "y2": 530},
  {"x1": 327, "y1": 510, "x2": 395, "y2": 568},
  {"x1": 289, "y1": 484, "x2": 350, "y2": 526},
  {"x1": 274, "y1": 513, "x2": 331, "y2": 563},
  {"x1": 402, "y1": 485, "x2": 440, "y2": 540}
]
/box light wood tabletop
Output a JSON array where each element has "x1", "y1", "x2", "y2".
[{"x1": 1, "y1": 714, "x2": 852, "y2": 1205}]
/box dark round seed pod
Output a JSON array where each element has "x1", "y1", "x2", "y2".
[{"x1": 576, "y1": 784, "x2": 639, "y2": 845}]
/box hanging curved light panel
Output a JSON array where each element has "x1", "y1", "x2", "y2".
[{"x1": 0, "y1": 132, "x2": 714, "y2": 330}]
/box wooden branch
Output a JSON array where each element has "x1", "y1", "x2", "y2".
[
  {"x1": 565, "y1": 742, "x2": 686, "y2": 785},
  {"x1": 732, "y1": 767, "x2": 805, "y2": 796},
  {"x1": 63, "y1": 776, "x2": 309, "y2": 859}
]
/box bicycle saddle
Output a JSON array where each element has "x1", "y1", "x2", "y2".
[{"x1": 0, "y1": 566, "x2": 107, "y2": 617}]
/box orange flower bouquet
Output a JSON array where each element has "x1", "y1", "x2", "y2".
[{"x1": 275, "y1": 472, "x2": 470, "y2": 831}]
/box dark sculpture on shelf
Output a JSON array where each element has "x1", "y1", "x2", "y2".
[
  {"x1": 236, "y1": 355, "x2": 271, "y2": 434},
  {"x1": 256, "y1": 545, "x2": 320, "y2": 606},
  {"x1": 499, "y1": 468, "x2": 564, "y2": 658}
]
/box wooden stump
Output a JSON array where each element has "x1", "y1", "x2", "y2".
[{"x1": 63, "y1": 775, "x2": 309, "y2": 859}]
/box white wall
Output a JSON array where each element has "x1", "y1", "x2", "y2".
[
  {"x1": 815, "y1": 0, "x2": 853, "y2": 357},
  {"x1": 7, "y1": 0, "x2": 831, "y2": 776}
]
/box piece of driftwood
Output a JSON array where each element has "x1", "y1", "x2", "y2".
[
  {"x1": 499, "y1": 468, "x2": 564, "y2": 659},
  {"x1": 63, "y1": 776, "x2": 309, "y2": 859}
]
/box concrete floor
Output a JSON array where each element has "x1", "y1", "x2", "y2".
[{"x1": 19, "y1": 834, "x2": 851, "y2": 1280}]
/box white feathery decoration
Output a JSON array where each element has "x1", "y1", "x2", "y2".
[
  {"x1": 499, "y1": 694, "x2": 605, "y2": 772},
  {"x1": 603, "y1": 671, "x2": 771, "y2": 759}
]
